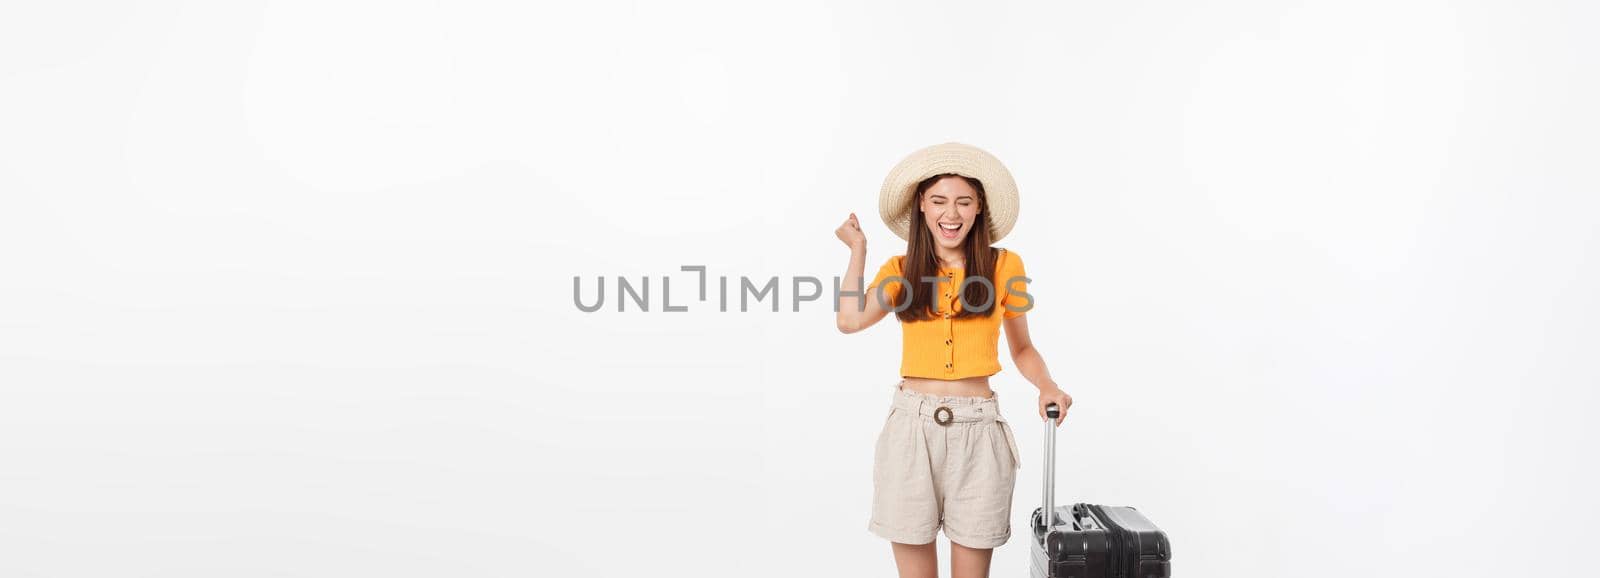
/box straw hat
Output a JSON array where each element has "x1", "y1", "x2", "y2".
[{"x1": 878, "y1": 142, "x2": 1020, "y2": 242}]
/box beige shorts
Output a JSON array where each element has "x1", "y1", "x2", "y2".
[{"x1": 868, "y1": 381, "x2": 1023, "y2": 549}]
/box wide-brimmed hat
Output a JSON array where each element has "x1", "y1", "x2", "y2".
[{"x1": 878, "y1": 142, "x2": 1020, "y2": 242}]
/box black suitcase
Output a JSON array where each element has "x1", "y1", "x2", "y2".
[{"x1": 1028, "y1": 404, "x2": 1173, "y2": 578}]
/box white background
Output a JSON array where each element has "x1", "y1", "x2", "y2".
[{"x1": 2, "y1": 1, "x2": 1597, "y2": 576}]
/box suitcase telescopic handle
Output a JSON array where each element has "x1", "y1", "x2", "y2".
[{"x1": 1041, "y1": 403, "x2": 1060, "y2": 528}]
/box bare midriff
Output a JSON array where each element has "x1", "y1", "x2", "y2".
[{"x1": 900, "y1": 375, "x2": 994, "y2": 399}]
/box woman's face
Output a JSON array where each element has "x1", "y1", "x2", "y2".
[{"x1": 919, "y1": 175, "x2": 982, "y2": 252}]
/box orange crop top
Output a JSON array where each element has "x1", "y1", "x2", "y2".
[{"x1": 868, "y1": 248, "x2": 1030, "y2": 379}]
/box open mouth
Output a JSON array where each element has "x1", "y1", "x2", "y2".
[{"x1": 937, "y1": 222, "x2": 962, "y2": 239}]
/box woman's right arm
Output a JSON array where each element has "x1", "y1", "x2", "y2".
[{"x1": 835, "y1": 213, "x2": 891, "y2": 334}]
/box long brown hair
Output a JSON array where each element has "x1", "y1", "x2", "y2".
[{"x1": 891, "y1": 173, "x2": 1001, "y2": 323}]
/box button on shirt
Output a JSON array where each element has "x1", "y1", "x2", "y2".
[{"x1": 869, "y1": 248, "x2": 1030, "y2": 379}]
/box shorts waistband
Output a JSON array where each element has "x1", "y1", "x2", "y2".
[{"x1": 891, "y1": 381, "x2": 1003, "y2": 424}]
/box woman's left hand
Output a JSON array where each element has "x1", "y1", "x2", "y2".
[{"x1": 1037, "y1": 385, "x2": 1073, "y2": 427}]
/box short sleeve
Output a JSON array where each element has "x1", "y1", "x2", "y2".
[
  {"x1": 999, "y1": 249, "x2": 1031, "y2": 318},
  {"x1": 869, "y1": 255, "x2": 906, "y2": 304}
]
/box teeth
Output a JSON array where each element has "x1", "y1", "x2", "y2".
[{"x1": 939, "y1": 223, "x2": 960, "y2": 230}]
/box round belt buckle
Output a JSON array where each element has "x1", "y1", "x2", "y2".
[{"x1": 933, "y1": 406, "x2": 954, "y2": 426}]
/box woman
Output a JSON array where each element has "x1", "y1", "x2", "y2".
[{"x1": 835, "y1": 142, "x2": 1072, "y2": 578}]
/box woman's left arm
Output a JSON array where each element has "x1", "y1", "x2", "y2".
[{"x1": 1004, "y1": 314, "x2": 1073, "y2": 426}]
